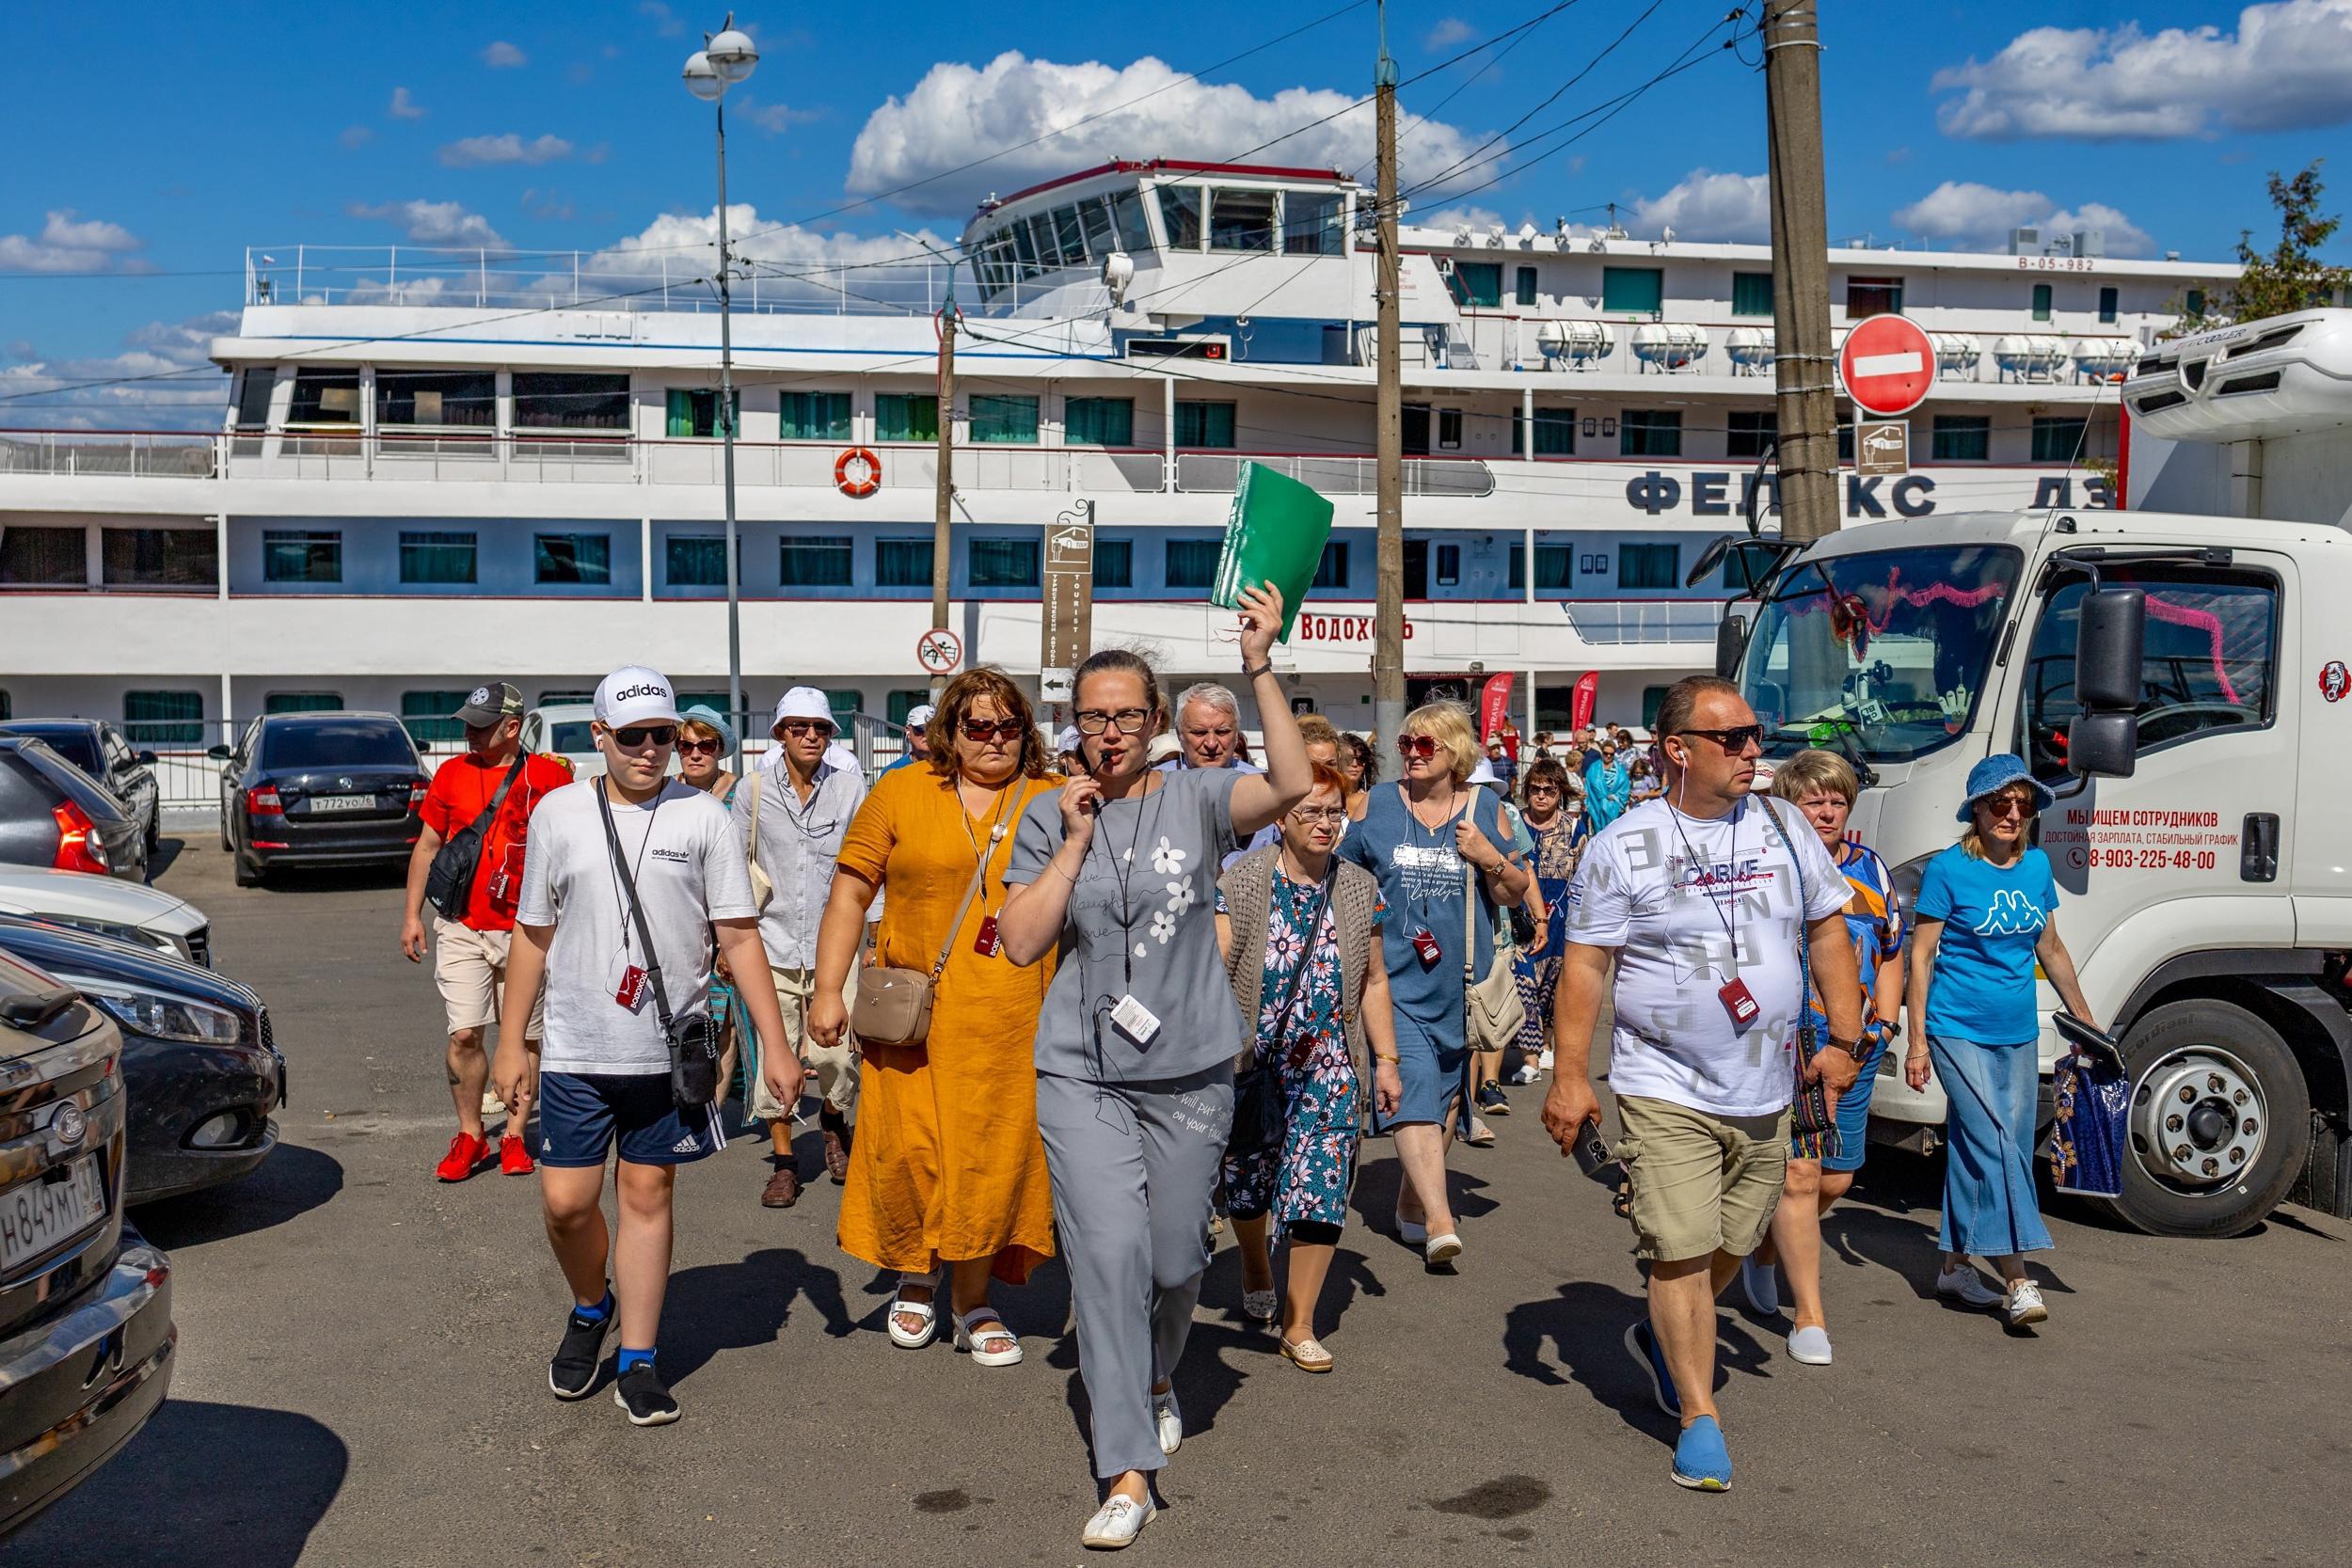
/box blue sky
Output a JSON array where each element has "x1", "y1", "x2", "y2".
[{"x1": 5, "y1": 0, "x2": 2347, "y2": 425}]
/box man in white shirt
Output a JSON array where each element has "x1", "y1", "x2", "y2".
[
  {"x1": 735, "y1": 686, "x2": 867, "y2": 1207},
  {"x1": 494, "y1": 666, "x2": 801, "y2": 1427},
  {"x1": 1541, "y1": 675, "x2": 1862, "y2": 1494}
]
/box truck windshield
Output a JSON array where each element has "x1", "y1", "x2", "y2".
[{"x1": 1739, "y1": 543, "x2": 2021, "y2": 763}]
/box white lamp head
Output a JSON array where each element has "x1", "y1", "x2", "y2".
[
  {"x1": 707, "y1": 24, "x2": 758, "y2": 84},
  {"x1": 682, "y1": 51, "x2": 724, "y2": 101}
]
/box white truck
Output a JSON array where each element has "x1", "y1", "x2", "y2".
[{"x1": 1707, "y1": 308, "x2": 2352, "y2": 1237}]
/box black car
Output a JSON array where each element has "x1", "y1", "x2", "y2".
[
  {"x1": 0, "y1": 947, "x2": 175, "y2": 1537},
  {"x1": 211, "y1": 711, "x2": 429, "y2": 887},
  {"x1": 0, "y1": 738, "x2": 147, "y2": 884},
  {"x1": 0, "y1": 721, "x2": 161, "y2": 859},
  {"x1": 0, "y1": 916, "x2": 284, "y2": 1204}
]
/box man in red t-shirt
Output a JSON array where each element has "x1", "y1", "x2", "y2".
[{"x1": 400, "y1": 682, "x2": 575, "y2": 1181}]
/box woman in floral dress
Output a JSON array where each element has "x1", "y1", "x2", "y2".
[
  {"x1": 1216, "y1": 763, "x2": 1402, "y2": 1373},
  {"x1": 1511, "y1": 757, "x2": 1587, "y2": 1077}
]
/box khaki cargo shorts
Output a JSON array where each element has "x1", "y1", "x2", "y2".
[
  {"x1": 1613, "y1": 1093, "x2": 1790, "y2": 1263},
  {"x1": 432, "y1": 916, "x2": 545, "y2": 1040},
  {"x1": 748, "y1": 963, "x2": 860, "y2": 1122}
]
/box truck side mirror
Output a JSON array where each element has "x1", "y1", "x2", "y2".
[
  {"x1": 2067, "y1": 711, "x2": 2138, "y2": 779},
  {"x1": 2074, "y1": 587, "x2": 2145, "y2": 710},
  {"x1": 1713, "y1": 614, "x2": 1749, "y2": 679}
]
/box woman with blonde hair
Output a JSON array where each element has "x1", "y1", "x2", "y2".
[
  {"x1": 1740, "y1": 748, "x2": 1906, "y2": 1365},
  {"x1": 806, "y1": 667, "x2": 1062, "y2": 1364},
  {"x1": 1339, "y1": 701, "x2": 1529, "y2": 1265}
]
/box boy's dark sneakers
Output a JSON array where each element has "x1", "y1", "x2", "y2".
[
  {"x1": 613, "y1": 1361, "x2": 681, "y2": 1426},
  {"x1": 548, "y1": 1295, "x2": 612, "y2": 1400}
]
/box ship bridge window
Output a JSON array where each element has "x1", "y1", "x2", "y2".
[
  {"x1": 1157, "y1": 185, "x2": 1204, "y2": 250},
  {"x1": 1026, "y1": 214, "x2": 1065, "y2": 270},
  {"x1": 1113, "y1": 191, "x2": 1152, "y2": 253},
  {"x1": 1054, "y1": 205, "x2": 1088, "y2": 265},
  {"x1": 1080, "y1": 198, "x2": 1117, "y2": 260},
  {"x1": 1209, "y1": 188, "x2": 1278, "y2": 252},
  {"x1": 1010, "y1": 220, "x2": 1040, "y2": 279},
  {"x1": 1282, "y1": 191, "x2": 1344, "y2": 256},
  {"x1": 377, "y1": 370, "x2": 495, "y2": 428},
  {"x1": 513, "y1": 372, "x2": 629, "y2": 431},
  {"x1": 234, "y1": 368, "x2": 277, "y2": 430},
  {"x1": 288, "y1": 368, "x2": 359, "y2": 425},
  {"x1": 534, "y1": 532, "x2": 612, "y2": 586}
]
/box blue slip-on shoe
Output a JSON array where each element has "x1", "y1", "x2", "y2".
[
  {"x1": 1624, "y1": 1319, "x2": 1681, "y2": 1420},
  {"x1": 1672, "y1": 1416, "x2": 1732, "y2": 1492}
]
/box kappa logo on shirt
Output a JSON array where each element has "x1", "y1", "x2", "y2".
[{"x1": 1973, "y1": 888, "x2": 2046, "y2": 936}]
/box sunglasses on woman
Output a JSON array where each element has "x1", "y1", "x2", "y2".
[
  {"x1": 676, "y1": 736, "x2": 723, "y2": 756},
  {"x1": 1395, "y1": 735, "x2": 1440, "y2": 760},
  {"x1": 611, "y1": 724, "x2": 675, "y2": 748},
  {"x1": 959, "y1": 717, "x2": 1025, "y2": 741}
]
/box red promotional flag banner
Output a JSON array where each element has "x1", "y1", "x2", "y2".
[
  {"x1": 1570, "y1": 671, "x2": 1599, "y2": 732},
  {"x1": 1478, "y1": 672, "x2": 1516, "y2": 744}
]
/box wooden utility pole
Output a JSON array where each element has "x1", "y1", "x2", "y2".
[
  {"x1": 1763, "y1": 0, "x2": 1838, "y2": 543},
  {"x1": 1372, "y1": 8, "x2": 1406, "y2": 746},
  {"x1": 931, "y1": 294, "x2": 957, "y2": 692}
]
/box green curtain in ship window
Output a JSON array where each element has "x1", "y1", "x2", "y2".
[
  {"x1": 875, "y1": 538, "x2": 933, "y2": 587},
  {"x1": 778, "y1": 535, "x2": 853, "y2": 587},
  {"x1": 1450, "y1": 262, "x2": 1502, "y2": 309},
  {"x1": 399, "y1": 531, "x2": 477, "y2": 585},
  {"x1": 1732, "y1": 273, "x2": 1774, "y2": 317},
  {"x1": 970, "y1": 394, "x2": 1040, "y2": 445},
  {"x1": 1511, "y1": 409, "x2": 1575, "y2": 456},
  {"x1": 1175, "y1": 402, "x2": 1235, "y2": 449},
  {"x1": 969, "y1": 538, "x2": 1040, "y2": 587},
  {"x1": 1064, "y1": 397, "x2": 1134, "y2": 446},
  {"x1": 666, "y1": 535, "x2": 729, "y2": 586},
  {"x1": 665, "y1": 388, "x2": 741, "y2": 437},
  {"x1": 1602, "y1": 266, "x2": 1664, "y2": 314},
  {"x1": 1165, "y1": 538, "x2": 1220, "y2": 588},
  {"x1": 123, "y1": 689, "x2": 203, "y2": 745},
  {"x1": 781, "y1": 391, "x2": 850, "y2": 441},
  {"x1": 1092, "y1": 538, "x2": 1133, "y2": 589},
  {"x1": 400, "y1": 691, "x2": 469, "y2": 745},
  {"x1": 875, "y1": 393, "x2": 939, "y2": 443}
]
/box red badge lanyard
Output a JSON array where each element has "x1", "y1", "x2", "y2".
[{"x1": 1666, "y1": 797, "x2": 1756, "y2": 1026}]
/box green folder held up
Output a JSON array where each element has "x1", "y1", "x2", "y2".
[{"x1": 1210, "y1": 461, "x2": 1335, "y2": 643}]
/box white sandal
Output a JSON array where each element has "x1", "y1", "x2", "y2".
[
  {"x1": 1241, "y1": 1288, "x2": 1279, "y2": 1323},
  {"x1": 886, "y1": 1270, "x2": 939, "y2": 1349},
  {"x1": 951, "y1": 1307, "x2": 1024, "y2": 1367}
]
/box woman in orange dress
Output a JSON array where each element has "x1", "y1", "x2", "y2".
[{"x1": 807, "y1": 668, "x2": 1059, "y2": 1366}]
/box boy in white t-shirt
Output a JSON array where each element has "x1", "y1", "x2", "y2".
[
  {"x1": 494, "y1": 667, "x2": 802, "y2": 1426},
  {"x1": 1541, "y1": 676, "x2": 1863, "y2": 1495}
]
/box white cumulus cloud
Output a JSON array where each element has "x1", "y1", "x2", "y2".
[
  {"x1": 561, "y1": 205, "x2": 955, "y2": 312},
  {"x1": 0, "y1": 310, "x2": 235, "y2": 429},
  {"x1": 438, "y1": 133, "x2": 575, "y2": 167},
  {"x1": 1424, "y1": 17, "x2": 1476, "y2": 49},
  {"x1": 482, "y1": 40, "x2": 528, "y2": 69},
  {"x1": 1629, "y1": 170, "x2": 1770, "y2": 243},
  {"x1": 1932, "y1": 1, "x2": 2352, "y2": 140},
  {"x1": 389, "y1": 86, "x2": 427, "y2": 119},
  {"x1": 347, "y1": 199, "x2": 510, "y2": 250},
  {"x1": 1893, "y1": 181, "x2": 2153, "y2": 256},
  {"x1": 846, "y1": 52, "x2": 1494, "y2": 217},
  {"x1": 0, "y1": 212, "x2": 146, "y2": 274}
]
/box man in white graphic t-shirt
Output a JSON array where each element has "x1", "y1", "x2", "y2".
[
  {"x1": 493, "y1": 666, "x2": 802, "y2": 1428},
  {"x1": 1541, "y1": 675, "x2": 1862, "y2": 1495}
]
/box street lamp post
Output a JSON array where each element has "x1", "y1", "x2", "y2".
[{"x1": 684, "y1": 17, "x2": 758, "y2": 762}]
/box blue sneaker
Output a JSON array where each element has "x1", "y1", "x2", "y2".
[
  {"x1": 1673, "y1": 1415, "x2": 1732, "y2": 1492},
  {"x1": 1624, "y1": 1320, "x2": 1680, "y2": 1419}
]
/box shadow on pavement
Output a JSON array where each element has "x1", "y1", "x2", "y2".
[
  {"x1": 2, "y1": 1399, "x2": 346, "y2": 1567},
  {"x1": 247, "y1": 863, "x2": 408, "y2": 895},
  {"x1": 146, "y1": 838, "x2": 187, "y2": 879},
  {"x1": 662, "y1": 1247, "x2": 856, "y2": 1384},
  {"x1": 130, "y1": 1143, "x2": 345, "y2": 1250}
]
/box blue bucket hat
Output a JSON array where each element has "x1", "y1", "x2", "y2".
[
  {"x1": 677, "y1": 704, "x2": 739, "y2": 757},
  {"x1": 1957, "y1": 752, "x2": 2056, "y2": 822}
]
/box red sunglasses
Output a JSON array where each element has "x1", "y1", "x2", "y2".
[
  {"x1": 1395, "y1": 735, "x2": 1439, "y2": 760},
  {"x1": 959, "y1": 718, "x2": 1025, "y2": 742}
]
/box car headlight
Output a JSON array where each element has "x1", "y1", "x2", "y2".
[
  {"x1": 34, "y1": 914, "x2": 170, "y2": 953},
  {"x1": 58, "y1": 974, "x2": 244, "y2": 1045}
]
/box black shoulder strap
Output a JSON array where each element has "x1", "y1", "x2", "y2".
[{"x1": 596, "y1": 782, "x2": 674, "y2": 1030}]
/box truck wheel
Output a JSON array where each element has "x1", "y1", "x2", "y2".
[{"x1": 2095, "y1": 999, "x2": 2310, "y2": 1239}]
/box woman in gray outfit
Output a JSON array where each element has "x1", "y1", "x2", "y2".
[{"x1": 1000, "y1": 584, "x2": 1309, "y2": 1551}]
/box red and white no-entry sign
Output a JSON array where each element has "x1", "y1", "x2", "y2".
[{"x1": 1838, "y1": 313, "x2": 1935, "y2": 418}]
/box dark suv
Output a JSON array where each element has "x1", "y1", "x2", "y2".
[
  {"x1": 213, "y1": 712, "x2": 429, "y2": 887},
  {"x1": 0, "y1": 721, "x2": 160, "y2": 859},
  {"x1": 0, "y1": 948, "x2": 176, "y2": 1536},
  {"x1": 0, "y1": 738, "x2": 147, "y2": 884}
]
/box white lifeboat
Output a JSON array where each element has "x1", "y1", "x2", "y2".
[
  {"x1": 1993, "y1": 334, "x2": 2067, "y2": 383},
  {"x1": 1630, "y1": 322, "x2": 1708, "y2": 373},
  {"x1": 1725, "y1": 325, "x2": 1775, "y2": 374},
  {"x1": 1536, "y1": 319, "x2": 1613, "y2": 370}
]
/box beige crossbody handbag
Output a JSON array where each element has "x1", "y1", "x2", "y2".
[
  {"x1": 741, "y1": 772, "x2": 774, "y2": 911},
  {"x1": 1463, "y1": 826, "x2": 1528, "y2": 1051},
  {"x1": 849, "y1": 812, "x2": 1009, "y2": 1048}
]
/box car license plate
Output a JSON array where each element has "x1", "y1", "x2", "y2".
[
  {"x1": 0, "y1": 1156, "x2": 103, "y2": 1272},
  {"x1": 307, "y1": 794, "x2": 373, "y2": 814}
]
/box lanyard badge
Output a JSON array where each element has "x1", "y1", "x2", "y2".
[{"x1": 1718, "y1": 976, "x2": 1759, "y2": 1026}]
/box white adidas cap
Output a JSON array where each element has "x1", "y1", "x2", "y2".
[{"x1": 594, "y1": 666, "x2": 680, "y2": 730}]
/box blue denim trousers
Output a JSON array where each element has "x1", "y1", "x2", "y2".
[{"x1": 1927, "y1": 1033, "x2": 2054, "y2": 1258}]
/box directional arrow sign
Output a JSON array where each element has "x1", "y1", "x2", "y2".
[{"x1": 1837, "y1": 313, "x2": 1936, "y2": 418}]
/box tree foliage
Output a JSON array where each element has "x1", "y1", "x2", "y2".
[{"x1": 2179, "y1": 159, "x2": 2351, "y2": 331}]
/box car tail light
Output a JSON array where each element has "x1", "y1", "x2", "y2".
[
  {"x1": 52, "y1": 800, "x2": 109, "y2": 873},
  {"x1": 246, "y1": 785, "x2": 283, "y2": 816},
  {"x1": 407, "y1": 782, "x2": 428, "y2": 813}
]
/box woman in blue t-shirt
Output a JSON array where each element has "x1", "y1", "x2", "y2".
[{"x1": 1905, "y1": 753, "x2": 2097, "y2": 1330}]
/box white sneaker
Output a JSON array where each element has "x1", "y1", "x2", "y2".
[
  {"x1": 1936, "y1": 1264, "x2": 2005, "y2": 1307},
  {"x1": 1152, "y1": 1389, "x2": 1182, "y2": 1455},
  {"x1": 1509, "y1": 1062, "x2": 1540, "y2": 1085},
  {"x1": 481, "y1": 1089, "x2": 504, "y2": 1117},
  {"x1": 1537, "y1": 1048, "x2": 1555, "y2": 1071},
  {"x1": 1788, "y1": 1324, "x2": 1833, "y2": 1365},
  {"x1": 1080, "y1": 1494, "x2": 1155, "y2": 1549},
  {"x1": 1739, "y1": 1255, "x2": 1781, "y2": 1316},
  {"x1": 2006, "y1": 1279, "x2": 2049, "y2": 1326},
  {"x1": 1424, "y1": 1231, "x2": 1463, "y2": 1266}
]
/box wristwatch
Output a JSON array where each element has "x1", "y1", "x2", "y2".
[{"x1": 1833, "y1": 1035, "x2": 1867, "y2": 1062}]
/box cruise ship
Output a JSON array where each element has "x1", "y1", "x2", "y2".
[{"x1": 0, "y1": 157, "x2": 2232, "y2": 795}]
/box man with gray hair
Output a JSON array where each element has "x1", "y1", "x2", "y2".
[{"x1": 1158, "y1": 680, "x2": 1278, "y2": 861}]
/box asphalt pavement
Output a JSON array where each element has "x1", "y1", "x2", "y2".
[{"x1": 7, "y1": 838, "x2": 2349, "y2": 1568}]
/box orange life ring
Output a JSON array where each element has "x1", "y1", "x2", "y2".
[{"x1": 834, "y1": 446, "x2": 882, "y2": 498}]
